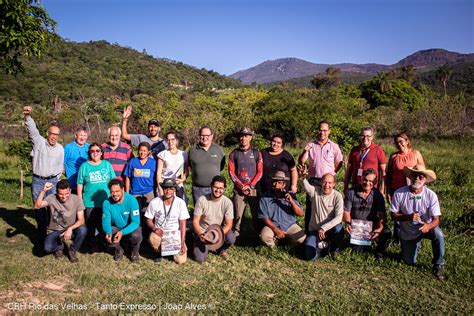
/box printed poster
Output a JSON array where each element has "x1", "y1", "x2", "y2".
[
  {"x1": 161, "y1": 230, "x2": 181, "y2": 256},
  {"x1": 350, "y1": 219, "x2": 373, "y2": 246}
]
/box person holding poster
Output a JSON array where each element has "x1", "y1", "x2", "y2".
[
  {"x1": 145, "y1": 179, "x2": 189, "y2": 264},
  {"x1": 344, "y1": 168, "x2": 391, "y2": 260}
]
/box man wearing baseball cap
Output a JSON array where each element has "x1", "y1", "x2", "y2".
[
  {"x1": 390, "y1": 165, "x2": 446, "y2": 280},
  {"x1": 121, "y1": 105, "x2": 167, "y2": 158}
]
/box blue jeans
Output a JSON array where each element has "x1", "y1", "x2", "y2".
[
  {"x1": 44, "y1": 225, "x2": 87, "y2": 253},
  {"x1": 192, "y1": 186, "x2": 212, "y2": 206},
  {"x1": 401, "y1": 226, "x2": 445, "y2": 266},
  {"x1": 32, "y1": 176, "x2": 59, "y2": 242},
  {"x1": 304, "y1": 224, "x2": 343, "y2": 261},
  {"x1": 193, "y1": 230, "x2": 236, "y2": 263}
]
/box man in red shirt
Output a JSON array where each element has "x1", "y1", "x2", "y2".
[{"x1": 344, "y1": 126, "x2": 387, "y2": 194}]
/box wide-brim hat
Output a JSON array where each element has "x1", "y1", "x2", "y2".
[
  {"x1": 271, "y1": 170, "x2": 289, "y2": 181},
  {"x1": 148, "y1": 119, "x2": 161, "y2": 127},
  {"x1": 403, "y1": 165, "x2": 437, "y2": 183},
  {"x1": 237, "y1": 127, "x2": 254, "y2": 136},
  {"x1": 202, "y1": 224, "x2": 224, "y2": 251},
  {"x1": 161, "y1": 178, "x2": 177, "y2": 188}
]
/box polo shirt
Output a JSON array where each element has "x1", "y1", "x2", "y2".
[
  {"x1": 102, "y1": 141, "x2": 133, "y2": 178},
  {"x1": 348, "y1": 143, "x2": 386, "y2": 188},
  {"x1": 344, "y1": 186, "x2": 386, "y2": 225},
  {"x1": 64, "y1": 141, "x2": 90, "y2": 189},
  {"x1": 188, "y1": 143, "x2": 225, "y2": 187},
  {"x1": 307, "y1": 139, "x2": 343, "y2": 178}
]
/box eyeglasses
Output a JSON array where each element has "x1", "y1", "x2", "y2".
[
  {"x1": 212, "y1": 186, "x2": 225, "y2": 191},
  {"x1": 167, "y1": 138, "x2": 176, "y2": 142},
  {"x1": 360, "y1": 135, "x2": 373, "y2": 138},
  {"x1": 89, "y1": 149, "x2": 101, "y2": 153},
  {"x1": 200, "y1": 134, "x2": 212, "y2": 138}
]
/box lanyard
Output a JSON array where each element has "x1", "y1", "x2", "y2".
[
  {"x1": 359, "y1": 148, "x2": 371, "y2": 168},
  {"x1": 158, "y1": 196, "x2": 175, "y2": 228}
]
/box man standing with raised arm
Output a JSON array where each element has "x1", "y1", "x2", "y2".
[
  {"x1": 24, "y1": 105, "x2": 64, "y2": 245},
  {"x1": 121, "y1": 105, "x2": 166, "y2": 158}
]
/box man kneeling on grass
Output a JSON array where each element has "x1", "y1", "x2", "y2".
[
  {"x1": 102, "y1": 179, "x2": 142, "y2": 263},
  {"x1": 192, "y1": 175, "x2": 235, "y2": 262},
  {"x1": 390, "y1": 165, "x2": 446, "y2": 280},
  {"x1": 145, "y1": 178, "x2": 189, "y2": 264},
  {"x1": 35, "y1": 180, "x2": 87, "y2": 263},
  {"x1": 259, "y1": 171, "x2": 306, "y2": 248}
]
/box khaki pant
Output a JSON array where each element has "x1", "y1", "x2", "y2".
[
  {"x1": 233, "y1": 189, "x2": 259, "y2": 234},
  {"x1": 149, "y1": 232, "x2": 187, "y2": 264},
  {"x1": 260, "y1": 223, "x2": 306, "y2": 248}
]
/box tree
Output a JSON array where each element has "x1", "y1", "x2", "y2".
[
  {"x1": 0, "y1": 0, "x2": 57, "y2": 75},
  {"x1": 310, "y1": 67, "x2": 341, "y2": 90},
  {"x1": 435, "y1": 64, "x2": 451, "y2": 97}
]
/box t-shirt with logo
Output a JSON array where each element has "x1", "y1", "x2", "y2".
[
  {"x1": 77, "y1": 160, "x2": 116, "y2": 208},
  {"x1": 44, "y1": 194, "x2": 84, "y2": 231},
  {"x1": 102, "y1": 193, "x2": 140, "y2": 236},
  {"x1": 390, "y1": 186, "x2": 441, "y2": 240},
  {"x1": 145, "y1": 196, "x2": 190, "y2": 231},
  {"x1": 123, "y1": 157, "x2": 157, "y2": 195}
]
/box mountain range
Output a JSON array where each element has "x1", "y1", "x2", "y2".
[{"x1": 230, "y1": 49, "x2": 474, "y2": 84}]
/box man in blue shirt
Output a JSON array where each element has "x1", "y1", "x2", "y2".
[
  {"x1": 64, "y1": 126, "x2": 90, "y2": 193},
  {"x1": 102, "y1": 179, "x2": 142, "y2": 262},
  {"x1": 259, "y1": 171, "x2": 306, "y2": 248}
]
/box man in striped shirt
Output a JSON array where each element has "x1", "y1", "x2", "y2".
[{"x1": 102, "y1": 126, "x2": 133, "y2": 180}]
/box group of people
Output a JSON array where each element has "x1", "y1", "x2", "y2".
[{"x1": 24, "y1": 105, "x2": 446, "y2": 280}]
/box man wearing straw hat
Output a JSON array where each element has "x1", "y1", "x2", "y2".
[
  {"x1": 192, "y1": 175, "x2": 235, "y2": 262},
  {"x1": 258, "y1": 171, "x2": 306, "y2": 248},
  {"x1": 390, "y1": 165, "x2": 446, "y2": 280}
]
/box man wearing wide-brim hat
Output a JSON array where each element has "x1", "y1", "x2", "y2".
[
  {"x1": 228, "y1": 127, "x2": 263, "y2": 237},
  {"x1": 390, "y1": 165, "x2": 446, "y2": 280},
  {"x1": 258, "y1": 171, "x2": 306, "y2": 248},
  {"x1": 145, "y1": 178, "x2": 189, "y2": 264}
]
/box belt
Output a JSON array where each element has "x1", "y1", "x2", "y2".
[{"x1": 33, "y1": 174, "x2": 58, "y2": 180}]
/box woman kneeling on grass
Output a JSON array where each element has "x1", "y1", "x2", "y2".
[{"x1": 76, "y1": 142, "x2": 116, "y2": 254}]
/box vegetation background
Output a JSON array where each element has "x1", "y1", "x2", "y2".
[{"x1": 0, "y1": 3, "x2": 473, "y2": 312}]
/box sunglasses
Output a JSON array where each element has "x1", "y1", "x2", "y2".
[{"x1": 89, "y1": 149, "x2": 101, "y2": 153}]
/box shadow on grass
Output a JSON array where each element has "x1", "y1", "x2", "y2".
[{"x1": 0, "y1": 206, "x2": 45, "y2": 257}]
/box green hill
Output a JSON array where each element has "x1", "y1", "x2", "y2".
[{"x1": 0, "y1": 39, "x2": 241, "y2": 104}]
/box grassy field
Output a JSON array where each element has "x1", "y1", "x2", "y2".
[{"x1": 0, "y1": 137, "x2": 472, "y2": 314}]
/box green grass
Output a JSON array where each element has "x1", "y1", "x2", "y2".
[{"x1": 0, "y1": 138, "x2": 473, "y2": 314}]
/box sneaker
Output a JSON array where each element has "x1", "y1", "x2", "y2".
[
  {"x1": 433, "y1": 265, "x2": 446, "y2": 281},
  {"x1": 53, "y1": 243, "x2": 64, "y2": 259},
  {"x1": 233, "y1": 230, "x2": 240, "y2": 238},
  {"x1": 131, "y1": 251, "x2": 140, "y2": 263},
  {"x1": 114, "y1": 248, "x2": 124, "y2": 262},
  {"x1": 220, "y1": 250, "x2": 229, "y2": 259},
  {"x1": 68, "y1": 250, "x2": 79, "y2": 263},
  {"x1": 375, "y1": 252, "x2": 385, "y2": 263}
]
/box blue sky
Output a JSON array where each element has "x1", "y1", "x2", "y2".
[{"x1": 43, "y1": 0, "x2": 473, "y2": 75}]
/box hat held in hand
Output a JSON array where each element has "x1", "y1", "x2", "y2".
[{"x1": 202, "y1": 224, "x2": 224, "y2": 251}]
